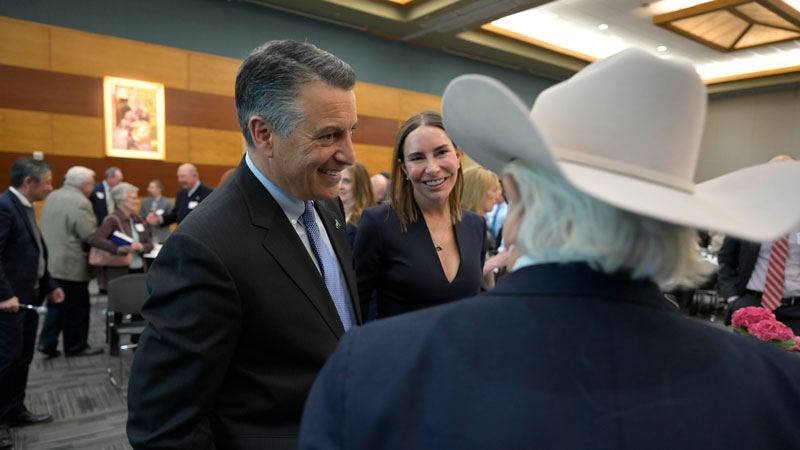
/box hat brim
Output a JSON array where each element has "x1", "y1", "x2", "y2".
[{"x1": 443, "y1": 74, "x2": 800, "y2": 243}]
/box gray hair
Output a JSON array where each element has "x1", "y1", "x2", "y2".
[
  {"x1": 64, "y1": 166, "x2": 95, "y2": 187},
  {"x1": 504, "y1": 161, "x2": 713, "y2": 289},
  {"x1": 110, "y1": 182, "x2": 138, "y2": 206},
  {"x1": 104, "y1": 166, "x2": 122, "y2": 179},
  {"x1": 10, "y1": 158, "x2": 51, "y2": 188},
  {"x1": 235, "y1": 39, "x2": 356, "y2": 147}
]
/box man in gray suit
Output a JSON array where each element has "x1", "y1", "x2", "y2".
[
  {"x1": 37, "y1": 166, "x2": 102, "y2": 357},
  {"x1": 138, "y1": 179, "x2": 173, "y2": 245}
]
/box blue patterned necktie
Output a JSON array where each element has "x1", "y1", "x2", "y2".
[{"x1": 302, "y1": 201, "x2": 353, "y2": 331}]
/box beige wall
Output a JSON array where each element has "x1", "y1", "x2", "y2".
[{"x1": 696, "y1": 86, "x2": 800, "y2": 182}]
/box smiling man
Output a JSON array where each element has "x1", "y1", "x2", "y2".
[{"x1": 127, "y1": 40, "x2": 362, "y2": 450}]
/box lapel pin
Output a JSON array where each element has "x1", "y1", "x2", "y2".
[{"x1": 335, "y1": 219, "x2": 342, "y2": 230}]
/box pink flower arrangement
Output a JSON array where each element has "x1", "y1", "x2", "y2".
[
  {"x1": 730, "y1": 307, "x2": 799, "y2": 352},
  {"x1": 730, "y1": 306, "x2": 776, "y2": 328},
  {"x1": 748, "y1": 320, "x2": 795, "y2": 341}
]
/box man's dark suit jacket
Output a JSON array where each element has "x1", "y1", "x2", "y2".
[
  {"x1": 127, "y1": 159, "x2": 362, "y2": 449},
  {"x1": 0, "y1": 190, "x2": 57, "y2": 305},
  {"x1": 299, "y1": 263, "x2": 800, "y2": 450},
  {"x1": 90, "y1": 181, "x2": 110, "y2": 224},
  {"x1": 717, "y1": 237, "x2": 761, "y2": 299},
  {"x1": 160, "y1": 182, "x2": 213, "y2": 226}
]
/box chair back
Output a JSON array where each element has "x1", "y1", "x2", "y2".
[{"x1": 107, "y1": 273, "x2": 149, "y2": 315}]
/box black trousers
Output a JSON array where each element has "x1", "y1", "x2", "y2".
[
  {"x1": 38, "y1": 279, "x2": 91, "y2": 355},
  {"x1": 0, "y1": 305, "x2": 39, "y2": 422},
  {"x1": 725, "y1": 292, "x2": 800, "y2": 335}
]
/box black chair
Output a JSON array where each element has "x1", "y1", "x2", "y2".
[{"x1": 106, "y1": 273, "x2": 148, "y2": 389}]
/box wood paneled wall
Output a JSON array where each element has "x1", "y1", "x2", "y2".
[{"x1": 0, "y1": 16, "x2": 443, "y2": 192}]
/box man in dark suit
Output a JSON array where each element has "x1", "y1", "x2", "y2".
[
  {"x1": 127, "y1": 39, "x2": 361, "y2": 449},
  {"x1": 0, "y1": 158, "x2": 64, "y2": 449},
  {"x1": 89, "y1": 166, "x2": 123, "y2": 223},
  {"x1": 145, "y1": 163, "x2": 212, "y2": 228},
  {"x1": 720, "y1": 155, "x2": 800, "y2": 333}
]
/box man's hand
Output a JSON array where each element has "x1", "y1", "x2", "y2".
[
  {"x1": 146, "y1": 211, "x2": 159, "y2": 225},
  {"x1": 0, "y1": 296, "x2": 20, "y2": 313},
  {"x1": 50, "y1": 288, "x2": 65, "y2": 304},
  {"x1": 118, "y1": 245, "x2": 133, "y2": 254},
  {"x1": 483, "y1": 249, "x2": 509, "y2": 275}
]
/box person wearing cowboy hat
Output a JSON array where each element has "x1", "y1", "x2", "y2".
[{"x1": 297, "y1": 49, "x2": 800, "y2": 449}]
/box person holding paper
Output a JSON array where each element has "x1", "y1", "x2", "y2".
[
  {"x1": 146, "y1": 163, "x2": 212, "y2": 228},
  {"x1": 138, "y1": 179, "x2": 173, "y2": 245},
  {"x1": 88, "y1": 182, "x2": 152, "y2": 356}
]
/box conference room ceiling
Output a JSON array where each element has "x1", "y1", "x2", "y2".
[{"x1": 239, "y1": 0, "x2": 800, "y2": 90}]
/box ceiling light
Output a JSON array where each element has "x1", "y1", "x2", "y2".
[
  {"x1": 490, "y1": 10, "x2": 627, "y2": 59},
  {"x1": 649, "y1": 0, "x2": 716, "y2": 15},
  {"x1": 653, "y1": 0, "x2": 800, "y2": 52},
  {"x1": 784, "y1": 0, "x2": 800, "y2": 11},
  {"x1": 657, "y1": 45, "x2": 668, "y2": 51},
  {"x1": 598, "y1": 23, "x2": 609, "y2": 30}
]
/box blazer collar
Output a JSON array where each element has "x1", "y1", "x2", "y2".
[
  {"x1": 6, "y1": 189, "x2": 37, "y2": 242},
  {"x1": 232, "y1": 157, "x2": 358, "y2": 336},
  {"x1": 493, "y1": 262, "x2": 676, "y2": 313}
]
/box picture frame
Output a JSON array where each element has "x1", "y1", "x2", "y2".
[{"x1": 103, "y1": 77, "x2": 166, "y2": 160}]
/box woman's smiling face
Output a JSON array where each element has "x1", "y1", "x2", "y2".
[{"x1": 400, "y1": 125, "x2": 461, "y2": 206}]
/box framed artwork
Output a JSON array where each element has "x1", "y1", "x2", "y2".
[{"x1": 103, "y1": 77, "x2": 166, "y2": 160}]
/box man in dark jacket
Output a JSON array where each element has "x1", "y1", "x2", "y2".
[
  {"x1": 0, "y1": 158, "x2": 64, "y2": 449},
  {"x1": 145, "y1": 163, "x2": 212, "y2": 227}
]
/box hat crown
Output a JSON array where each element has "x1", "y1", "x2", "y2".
[{"x1": 531, "y1": 49, "x2": 706, "y2": 192}]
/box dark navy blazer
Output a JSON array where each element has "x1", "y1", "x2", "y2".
[
  {"x1": 161, "y1": 182, "x2": 214, "y2": 226},
  {"x1": 354, "y1": 203, "x2": 486, "y2": 319},
  {"x1": 300, "y1": 263, "x2": 800, "y2": 450},
  {"x1": 90, "y1": 181, "x2": 110, "y2": 224},
  {"x1": 0, "y1": 190, "x2": 57, "y2": 305}
]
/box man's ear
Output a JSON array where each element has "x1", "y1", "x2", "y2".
[
  {"x1": 248, "y1": 116, "x2": 275, "y2": 157},
  {"x1": 502, "y1": 175, "x2": 520, "y2": 206}
]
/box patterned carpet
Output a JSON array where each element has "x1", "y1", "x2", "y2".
[{"x1": 10, "y1": 290, "x2": 132, "y2": 450}]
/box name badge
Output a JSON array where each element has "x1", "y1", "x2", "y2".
[
  {"x1": 188, "y1": 201, "x2": 199, "y2": 209},
  {"x1": 135, "y1": 223, "x2": 146, "y2": 233},
  {"x1": 96, "y1": 192, "x2": 104, "y2": 199},
  {"x1": 156, "y1": 209, "x2": 165, "y2": 215}
]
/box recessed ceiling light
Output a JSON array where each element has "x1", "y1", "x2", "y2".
[
  {"x1": 657, "y1": 45, "x2": 668, "y2": 52},
  {"x1": 598, "y1": 23, "x2": 609, "y2": 31}
]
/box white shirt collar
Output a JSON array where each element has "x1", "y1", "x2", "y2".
[
  {"x1": 8, "y1": 186, "x2": 33, "y2": 208},
  {"x1": 245, "y1": 152, "x2": 304, "y2": 222}
]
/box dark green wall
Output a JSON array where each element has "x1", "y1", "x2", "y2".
[{"x1": 0, "y1": 0, "x2": 554, "y2": 105}]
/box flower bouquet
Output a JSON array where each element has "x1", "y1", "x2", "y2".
[{"x1": 730, "y1": 307, "x2": 800, "y2": 352}]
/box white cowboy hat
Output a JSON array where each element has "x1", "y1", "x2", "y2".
[{"x1": 442, "y1": 48, "x2": 800, "y2": 243}]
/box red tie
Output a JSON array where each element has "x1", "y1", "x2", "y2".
[{"x1": 762, "y1": 234, "x2": 789, "y2": 311}]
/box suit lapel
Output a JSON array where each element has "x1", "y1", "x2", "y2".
[
  {"x1": 8, "y1": 192, "x2": 37, "y2": 244},
  {"x1": 315, "y1": 200, "x2": 363, "y2": 325},
  {"x1": 234, "y1": 162, "x2": 346, "y2": 338}
]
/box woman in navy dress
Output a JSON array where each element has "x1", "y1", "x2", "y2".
[{"x1": 353, "y1": 111, "x2": 486, "y2": 320}]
